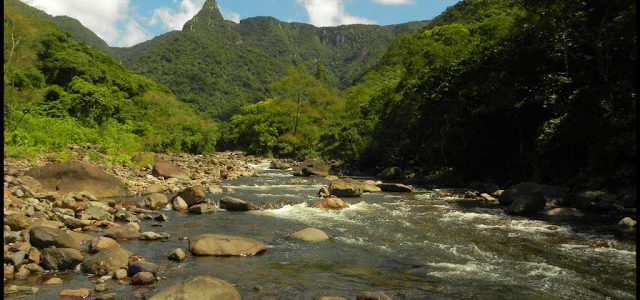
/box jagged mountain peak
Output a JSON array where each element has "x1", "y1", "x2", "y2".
[{"x1": 182, "y1": 0, "x2": 225, "y2": 32}]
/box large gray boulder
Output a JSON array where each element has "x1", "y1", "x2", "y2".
[
  {"x1": 294, "y1": 158, "x2": 330, "y2": 177},
  {"x1": 499, "y1": 182, "x2": 567, "y2": 215},
  {"x1": 176, "y1": 185, "x2": 207, "y2": 207},
  {"x1": 29, "y1": 226, "x2": 80, "y2": 249},
  {"x1": 148, "y1": 276, "x2": 240, "y2": 300},
  {"x1": 82, "y1": 247, "x2": 133, "y2": 276},
  {"x1": 219, "y1": 197, "x2": 255, "y2": 211},
  {"x1": 152, "y1": 160, "x2": 190, "y2": 180},
  {"x1": 24, "y1": 161, "x2": 128, "y2": 198},
  {"x1": 147, "y1": 193, "x2": 169, "y2": 210},
  {"x1": 128, "y1": 261, "x2": 159, "y2": 277},
  {"x1": 103, "y1": 223, "x2": 141, "y2": 240},
  {"x1": 329, "y1": 179, "x2": 362, "y2": 197},
  {"x1": 41, "y1": 248, "x2": 83, "y2": 270},
  {"x1": 189, "y1": 234, "x2": 267, "y2": 256}
]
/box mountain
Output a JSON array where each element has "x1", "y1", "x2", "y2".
[
  {"x1": 111, "y1": 0, "x2": 429, "y2": 120},
  {"x1": 5, "y1": 0, "x2": 113, "y2": 56}
]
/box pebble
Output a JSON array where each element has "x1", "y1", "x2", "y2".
[{"x1": 95, "y1": 283, "x2": 107, "y2": 292}]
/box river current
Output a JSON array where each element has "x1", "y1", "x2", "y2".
[{"x1": 8, "y1": 161, "x2": 637, "y2": 299}]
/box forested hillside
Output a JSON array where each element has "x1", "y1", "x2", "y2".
[
  {"x1": 111, "y1": 0, "x2": 429, "y2": 120},
  {"x1": 3, "y1": 2, "x2": 218, "y2": 163},
  {"x1": 225, "y1": 0, "x2": 636, "y2": 191}
]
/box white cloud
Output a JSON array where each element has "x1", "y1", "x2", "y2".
[
  {"x1": 149, "y1": 0, "x2": 205, "y2": 30},
  {"x1": 373, "y1": 0, "x2": 415, "y2": 5},
  {"x1": 20, "y1": 0, "x2": 130, "y2": 46},
  {"x1": 296, "y1": 0, "x2": 376, "y2": 27},
  {"x1": 119, "y1": 20, "x2": 152, "y2": 47}
]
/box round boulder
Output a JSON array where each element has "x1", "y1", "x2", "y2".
[
  {"x1": 148, "y1": 276, "x2": 240, "y2": 300},
  {"x1": 189, "y1": 234, "x2": 267, "y2": 256},
  {"x1": 289, "y1": 228, "x2": 330, "y2": 242}
]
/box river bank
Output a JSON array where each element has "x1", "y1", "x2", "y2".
[{"x1": 3, "y1": 151, "x2": 636, "y2": 299}]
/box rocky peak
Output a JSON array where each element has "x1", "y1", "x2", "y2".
[{"x1": 182, "y1": 0, "x2": 224, "y2": 32}]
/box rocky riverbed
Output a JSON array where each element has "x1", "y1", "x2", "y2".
[{"x1": 3, "y1": 151, "x2": 636, "y2": 299}]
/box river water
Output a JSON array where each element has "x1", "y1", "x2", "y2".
[{"x1": 7, "y1": 161, "x2": 637, "y2": 299}]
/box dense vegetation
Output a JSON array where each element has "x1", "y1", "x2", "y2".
[
  {"x1": 111, "y1": 0, "x2": 428, "y2": 120},
  {"x1": 3, "y1": 3, "x2": 218, "y2": 163},
  {"x1": 223, "y1": 0, "x2": 636, "y2": 190}
]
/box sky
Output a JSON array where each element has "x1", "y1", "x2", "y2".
[{"x1": 19, "y1": 0, "x2": 460, "y2": 47}]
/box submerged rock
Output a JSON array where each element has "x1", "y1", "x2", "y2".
[
  {"x1": 219, "y1": 196, "x2": 255, "y2": 211},
  {"x1": 148, "y1": 276, "x2": 240, "y2": 300},
  {"x1": 168, "y1": 248, "x2": 186, "y2": 261},
  {"x1": 313, "y1": 198, "x2": 349, "y2": 210},
  {"x1": 357, "y1": 291, "x2": 393, "y2": 300},
  {"x1": 189, "y1": 234, "x2": 267, "y2": 256},
  {"x1": 376, "y1": 183, "x2": 414, "y2": 193}
]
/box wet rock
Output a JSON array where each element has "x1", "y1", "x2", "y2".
[
  {"x1": 376, "y1": 183, "x2": 414, "y2": 193},
  {"x1": 114, "y1": 209, "x2": 139, "y2": 222},
  {"x1": 189, "y1": 203, "x2": 220, "y2": 214},
  {"x1": 618, "y1": 217, "x2": 636, "y2": 228},
  {"x1": 148, "y1": 276, "x2": 240, "y2": 300},
  {"x1": 289, "y1": 228, "x2": 330, "y2": 242},
  {"x1": 25, "y1": 161, "x2": 128, "y2": 198},
  {"x1": 41, "y1": 248, "x2": 83, "y2": 270},
  {"x1": 154, "y1": 213, "x2": 169, "y2": 221},
  {"x1": 297, "y1": 158, "x2": 330, "y2": 177},
  {"x1": 8, "y1": 250, "x2": 27, "y2": 268},
  {"x1": 145, "y1": 193, "x2": 169, "y2": 210},
  {"x1": 90, "y1": 237, "x2": 121, "y2": 253},
  {"x1": 128, "y1": 261, "x2": 159, "y2": 276},
  {"x1": 318, "y1": 186, "x2": 331, "y2": 198},
  {"x1": 29, "y1": 226, "x2": 79, "y2": 249},
  {"x1": 589, "y1": 240, "x2": 611, "y2": 248},
  {"x1": 131, "y1": 271, "x2": 156, "y2": 285},
  {"x1": 104, "y1": 223, "x2": 141, "y2": 240},
  {"x1": 572, "y1": 190, "x2": 619, "y2": 211},
  {"x1": 176, "y1": 185, "x2": 207, "y2": 207},
  {"x1": 357, "y1": 291, "x2": 393, "y2": 300},
  {"x1": 5, "y1": 214, "x2": 32, "y2": 231},
  {"x1": 543, "y1": 207, "x2": 584, "y2": 218},
  {"x1": 220, "y1": 196, "x2": 256, "y2": 211},
  {"x1": 313, "y1": 198, "x2": 349, "y2": 210},
  {"x1": 114, "y1": 268, "x2": 128, "y2": 279},
  {"x1": 43, "y1": 277, "x2": 63, "y2": 285},
  {"x1": 479, "y1": 193, "x2": 497, "y2": 202},
  {"x1": 96, "y1": 293, "x2": 117, "y2": 300},
  {"x1": 320, "y1": 297, "x2": 348, "y2": 300},
  {"x1": 140, "y1": 231, "x2": 170, "y2": 240},
  {"x1": 329, "y1": 179, "x2": 362, "y2": 197},
  {"x1": 152, "y1": 160, "x2": 190, "y2": 180},
  {"x1": 500, "y1": 182, "x2": 567, "y2": 215},
  {"x1": 172, "y1": 196, "x2": 189, "y2": 211},
  {"x1": 83, "y1": 247, "x2": 133, "y2": 276},
  {"x1": 168, "y1": 248, "x2": 186, "y2": 261},
  {"x1": 24, "y1": 262, "x2": 45, "y2": 273},
  {"x1": 59, "y1": 288, "x2": 91, "y2": 298},
  {"x1": 189, "y1": 234, "x2": 267, "y2": 256}
]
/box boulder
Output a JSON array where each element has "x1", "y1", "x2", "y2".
[
  {"x1": 269, "y1": 161, "x2": 291, "y2": 170},
  {"x1": 103, "y1": 223, "x2": 141, "y2": 240},
  {"x1": 313, "y1": 198, "x2": 349, "y2": 210},
  {"x1": 80, "y1": 206, "x2": 114, "y2": 221},
  {"x1": 317, "y1": 186, "x2": 331, "y2": 198},
  {"x1": 43, "y1": 278, "x2": 63, "y2": 285},
  {"x1": 29, "y1": 226, "x2": 79, "y2": 249},
  {"x1": 148, "y1": 276, "x2": 240, "y2": 300},
  {"x1": 61, "y1": 217, "x2": 91, "y2": 229},
  {"x1": 41, "y1": 248, "x2": 83, "y2": 270},
  {"x1": 289, "y1": 228, "x2": 330, "y2": 242},
  {"x1": 329, "y1": 179, "x2": 362, "y2": 197},
  {"x1": 24, "y1": 161, "x2": 128, "y2": 198},
  {"x1": 143, "y1": 184, "x2": 164, "y2": 195},
  {"x1": 5, "y1": 214, "x2": 31, "y2": 231},
  {"x1": 189, "y1": 203, "x2": 219, "y2": 214},
  {"x1": 296, "y1": 158, "x2": 330, "y2": 177},
  {"x1": 147, "y1": 193, "x2": 169, "y2": 210},
  {"x1": 618, "y1": 217, "x2": 636, "y2": 228},
  {"x1": 543, "y1": 207, "x2": 584, "y2": 218},
  {"x1": 172, "y1": 196, "x2": 189, "y2": 211},
  {"x1": 376, "y1": 183, "x2": 414, "y2": 193},
  {"x1": 140, "y1": 231, "x2": 170, "y2": 240},
  {"x1": 208, "y1": 185, "x2": 223, "y2": 194},
  {"x1": 82, "y1": 247, "x2": 133, "y2": 276},
  {"x1": 128, "y1": 261, "x2": 159, "y2": 276},
  {"x1": 132, "y1": 271, "x2": 156, "y2": 285},
  {"x1": 59, "y1": 289, "x2": 91, "y2": 298},
  {"x1": 189, "y1": 234, "x2": 267, "y2": 256},
  {"x1": 90, "y1": 237, "x2": 121, "y2": 253},
  {"x1": 152, "y1": 160, "x2": 190, "y2": 180},
  {"x1": 500, "y1": 182, "x2": 567, "y2": 215},
  {"x1": 176, "y1": 186, "x2": 207, "y2": 207},
  {"x1": 220, "y1": 196, "x2": 255, "y2": 211},
  {"x1": 571, "y1": 190, "x2": 619, "y2": 211}
]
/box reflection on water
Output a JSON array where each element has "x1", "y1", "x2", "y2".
[{"x1": 6, "y1": 161, "x2": 636, "y2": 299}]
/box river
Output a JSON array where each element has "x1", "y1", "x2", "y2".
[{"x1": 7, "y1": 161, "x2": 636, "y2": 299}]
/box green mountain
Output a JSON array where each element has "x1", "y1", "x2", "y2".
[
  {"x1": 4, "y1": 1, "x2": 218, "y2": 161},
  {"x1": 4, "y1": 0, "x2": 113, "y2": 56},
  {"x1": 111, "y1": 0, "x2": 429, "y2": 120}
]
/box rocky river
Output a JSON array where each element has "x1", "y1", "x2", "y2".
[{"x1": 3, "y1": 156, "x2": 637, "y2": 299}]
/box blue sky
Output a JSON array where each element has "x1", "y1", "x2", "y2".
[{"x1": 19, "y1": 0, "x2": 460, "y2": 47}]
